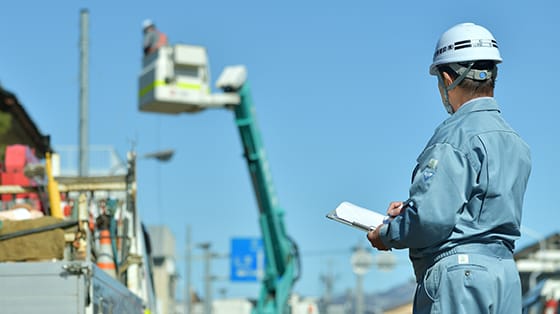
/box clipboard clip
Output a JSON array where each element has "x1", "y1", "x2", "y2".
[{"x1": 351, "y1": 221, "x2": 375, "y2": 232}]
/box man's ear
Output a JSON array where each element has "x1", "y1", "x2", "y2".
[{"x1": 442, "y1": 71, "x2": 454, "y2": 88}]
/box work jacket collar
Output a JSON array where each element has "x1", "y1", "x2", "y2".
[{"x1": 446, "y1": 97, "x2": 500, "y2": 123}]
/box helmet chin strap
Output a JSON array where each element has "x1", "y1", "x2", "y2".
[{"x1": 436, "y1": 62, "x2": 475, "y2": 115}]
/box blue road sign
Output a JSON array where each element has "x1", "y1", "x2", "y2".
[{"x1": 230, "y1": 238, "x2": 265, "y2": 282}]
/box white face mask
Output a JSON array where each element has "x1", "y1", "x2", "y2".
[
  {"x1": 436, "y1": 62, "x2": 478, "y2": 115},
  {"x1": 437, "y1": 73, "x2": 454, "y2": 115}
]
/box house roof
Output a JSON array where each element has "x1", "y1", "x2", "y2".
[
  {"x1": 515, "y1": 233, "x2": 560, "y2": 260},
  {"x1": 0, "y1": 85, "x2": 51, "y2": 158}
]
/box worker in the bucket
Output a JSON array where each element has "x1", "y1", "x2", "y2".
[
  {"x1": 367, "y1": 22, "x2": 532, "y2": 313},
  {"x1": 142, "y1": 19, "x2": 168, "y2": 56}
]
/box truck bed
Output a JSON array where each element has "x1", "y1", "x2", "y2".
[{"x1": 0, "y1": 261, "x2": 143, "y2": 314}]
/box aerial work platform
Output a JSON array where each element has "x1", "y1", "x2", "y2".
[
  {"x1": 137, "y1": 40, "x2": 299, "y2": 313},
  {"x1": 138, "y1": 44, "x2": 239, "y2": 114}
]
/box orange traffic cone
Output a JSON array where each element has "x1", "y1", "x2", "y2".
[
  {"x1": 545, "y1": 298, "x2": 559, "y2": 314},
  {"x1": 97, "y1": 229, "x2": 116, "y2": 278}
]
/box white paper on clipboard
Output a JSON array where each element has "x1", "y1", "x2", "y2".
[{"x1": 326, "y1": 201, "x2": 388, "y2": 232}]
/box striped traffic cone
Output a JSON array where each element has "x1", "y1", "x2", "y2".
[{"x1": 97, "y1": 229, "x2": 117, "y2": 278}]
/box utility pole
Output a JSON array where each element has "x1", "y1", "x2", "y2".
[
  {"x1": 185, "y1": 225, "x2": 192, "y2": 314},
  {"x1": 319, "y1": 259, "x2": 336, "y2": 312},
  {"x1": 356, "y1": 271, "x2": 365, "y2": 314},
  {"x1": 351, "y1": 246, "x2": 373, "y2": 314},
  {"x1": 198, "y1": 242, "x2": 213, "y2": 314},
  {"x1": 78, "y1": 9, "x2": 89, "y2": 176}
]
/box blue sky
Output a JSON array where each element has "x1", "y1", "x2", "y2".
[{"x1": 1, "y1": 0, "x2": 559, "y2": 301}]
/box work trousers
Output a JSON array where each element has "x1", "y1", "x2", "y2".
[{"x1": 413, "y1": 243, "x2": 521, "y2": 314}]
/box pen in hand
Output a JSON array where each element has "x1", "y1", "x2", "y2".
[{"x1": 383, "y1": 199, "x2": 412, "y2": 223}]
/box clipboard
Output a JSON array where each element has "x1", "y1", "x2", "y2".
[{"x1": 326, "y1": 201, "x2": 389, "y2": 232}]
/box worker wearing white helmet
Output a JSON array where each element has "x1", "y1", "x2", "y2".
[
  {"x1": 430, "y1": 22, "x2": 503, "y2": 114},
  {"x1": 142, "y1": 19, "x2": 168, "y2": 56},
  {"x1": 368, "y1": 23, "x2": 531, "y2": 313},
  {"x1": 142, "y1": 19, "x2": 154, "y2": 30}
]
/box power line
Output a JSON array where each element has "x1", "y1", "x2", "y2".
[{"x1": 300, "y1": 249, "x2": 352, "y2": 257}]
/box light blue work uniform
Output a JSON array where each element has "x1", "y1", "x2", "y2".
[{"x1": 379, "y1": 97, "x2": 531, "y2": 314}]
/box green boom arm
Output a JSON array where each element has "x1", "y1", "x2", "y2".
[{"x1": 229, "y1": 82, "x2": 300, "y2": 314}]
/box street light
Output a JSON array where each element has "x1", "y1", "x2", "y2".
[
  {"x1": 142, "y1": 149, "x2": 175, "y2": 162},
  {"x1": 123, "y1": 149, "x2": 175, "y2": 310},
  {"x1": 140, "y1": 148, "x2": 175, "y2": 223}
]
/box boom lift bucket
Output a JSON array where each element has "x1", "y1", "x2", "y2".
[{"x1": 138, "y1": 44, "x2": 238, "y2": 114}]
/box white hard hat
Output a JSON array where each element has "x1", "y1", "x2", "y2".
[
  {"x1": 142, "y1": 19, "x2": 154, "y2": 29},
  {"x1": 429, "y1": 23, "x2": 502, "y2": 75}
]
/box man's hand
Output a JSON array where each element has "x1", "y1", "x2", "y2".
[
  {"x1": 387, "y1": 201, "x2": 406, "y2": 218},
  {"x1": 367, "y1": 224, "x2": 389, "y2": 251},
  {"x1": 367, "y1": 201, "x2": 406, "y2": 250}
]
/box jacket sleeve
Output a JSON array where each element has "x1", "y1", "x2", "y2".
[{"x1": 380, "y1": 143, "x2": 473, "y2": 249}]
